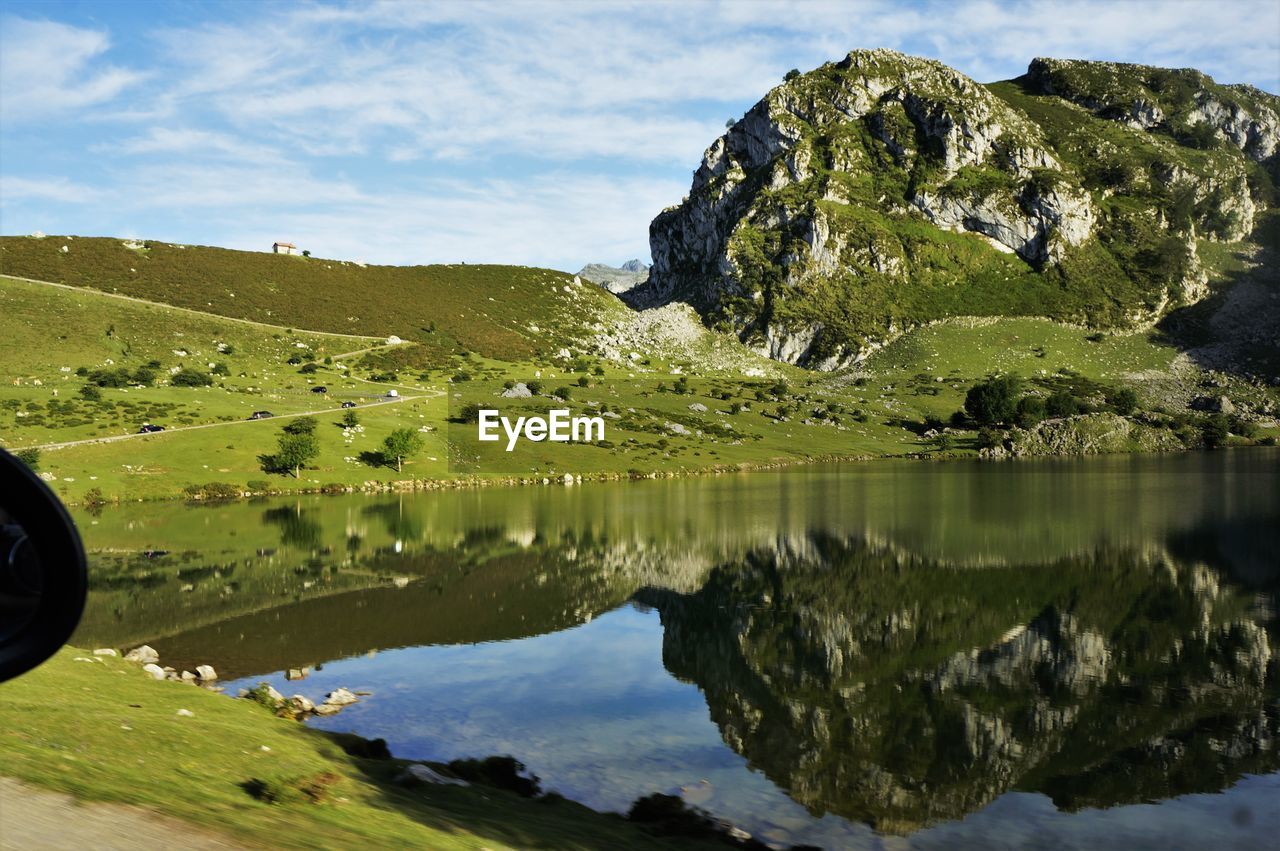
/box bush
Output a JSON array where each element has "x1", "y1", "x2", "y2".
[
  {"x1": 1201, "y1": 414, "x2": 1230, "y2": 448},
  {"x1": 13, "y1": 447, "x2": 40, "y2": 470},
  {"x1": 82, "y1": 487, "x2": 106, "y2": 508},
  {"x1": 784, "y1": 68, "x2": 801, "y2": 81},
  {"x1": 576, "y1": 375, "x2": 589, "y2": 387},
  {"x1": 526, "y1": 380, "x2": 543, "y2": 395},
  {"x1": 247, "y1": 480, "x2": 272, "y2": 493},
  {"x1": 1014, "y1": 395, "x2": 1045, "y2": 428},
  {"x1": 964, "y1": 375, "x2": 1021, "y2": 426},
  {"x1": 1044, "y1": 390, "x2": 1080, "y2": 418},
  {"x1": 78, "y1": 384, "x2": 102, "y2": 401},
  {"x1": 298, "y1": 362, "x2": 319, "y2": 374},
  {"x1": 451, "y1": 371, "x2": 471, "y2": 382},
  {"x1": 1107, "y1": 387, "x2": 1139, "y2": 416},
  {"x1": 553, "y1": 386, "x2": 572, "y2": 401},
  {"x1": 456, "y1": 403, "x2": 482, "y2": 423},
  {"x1": 211, "y1": 362, "x2": 231, "y2": 376},
  {"x1": 282, "y1": 416, "x2": 318, "y2": 435},
  {"x1": 171, "y1": 368, "x2": 214, "y2": 387},
  {"x1": 184, "y1": 482, "x2": 240, "y2": 500},
  {"x1": 341, "y1": 409, "x2": 360, "y2": 428},
  {"x1": 976, "y1": 427, "x2": 1003, "y2": 450}
]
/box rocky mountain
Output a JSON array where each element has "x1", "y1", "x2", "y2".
[
  {"x1": 637, "y1": 533, "x2": 1280, "y2": 833},
  {"x1": 577, "y1": 260, "x2": 650, "y2": 294},
  {"x1": 631, "y1": 49, "x2": 1280, "y2": 369}
]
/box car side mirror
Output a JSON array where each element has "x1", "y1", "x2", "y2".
[{"x1": 0, "y1": 449, "x2": 88, "y2": 682}]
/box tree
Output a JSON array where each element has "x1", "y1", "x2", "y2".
[
  {"x1": 1044, "y1": 390, "x2": 1080, "y2": 418},
  {"x1": 274, "y1": 431, "x2": 319, "y2": 478},
  {"x1": 341, "y1": 409, "x2": 360, "y2": 428},
  {"x1": 456, "y1": 403, "x2": 482, "y2": 423},
  {"x1": 14, "y1": 447, "x2": 40, "y2": 470},
  {"x1": 1108, "y1": 387, "x2": 1139, "y2": 415},
  {"x1": 1201, "y1": 414, "x2": 1229, "y2": 449},
  {"x1": 784, "y1": 68, "x2": 801, "y2": 81},
  {"x1": 381, "y1": 428, "x2": 424, "y2": 472},
  {"x1": 171, "y1": 368, "x2": 213, "y2": 387},
  {"x1": 964, "y1": 375, "x2": 1021, "y2": 426},
  {"x1": 1014, "y1": 395, "x2": 1045, "y2": 429},
  {"x1": 282, "y1": 416, "x2": 318, "y2": 435}
]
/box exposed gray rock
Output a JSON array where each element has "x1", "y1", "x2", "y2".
[
  {"x1": 195, "y1": 665, "x2": 217, "y2": 681},
  {"x1": 500, "y1": 382, "x2": 533, "y2": 398},
  {"x1": 289, "y1": 695, "x2": 316, "y2": 714},
  {"x1": 141, "y1": 663, "x2": 166, "y2": 680},
  {"x1": 577, "y1": 262, "x2": 649, "y2": 295},
  {"x1": 92, "y1": 648, "x2": 117, "y2": 657},
  {"x1": 125, "y1": 645, "x2": 159, "y2": 665},
  {"x1": 395, "y1": 763, "x2": 469, "y2": 787},
  {"x1": 324, "y1": 687, "x2": 359, "y2": 707}
]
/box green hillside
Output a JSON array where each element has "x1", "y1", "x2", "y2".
[{"x1": 0, "y1": 236, "x2": 618, "y2": 361}]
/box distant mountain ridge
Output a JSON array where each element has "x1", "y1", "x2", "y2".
[
  {"x1": 630, "y1": 49, "x2": 1280, "y2": 370},
  {"x1": 576, "y1": 259, "x2": 650, "y2": 294}
]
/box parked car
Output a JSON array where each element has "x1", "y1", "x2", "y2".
[
  {"x1": 249, "y1": 410, "x2": 274, "y2": 420},
  {"x1": 138, "y1": 424, "x2": 165, "y2": 433},
  {"x1": 340, "y1": 401, "x2": 357, "y2": 409},
  {"x1": 311, "y1": 386, "x2": 328, "y2": 394}
]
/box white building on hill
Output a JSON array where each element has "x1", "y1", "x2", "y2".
[{"x1": 273, "y1": 241, "x2": 297, "y2": 255}]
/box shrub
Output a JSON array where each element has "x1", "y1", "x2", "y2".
[
  {"x1": 553, "y1": 386, "x2": 572, "y2": 401},
  {"x1": 13, "y1": 447, "x2": 40, "y2": 469},
  {"x1": 171, "y1": 368, "x2": 214, "y2": 387},
  {"x1": 976, "y1": 427, "x2": 1003, "y2": 450},
  {"x1": 247, "y1": 480, "x2": 272, "y2": 493},
  {"x1": 78, "y1": 384, "x2": 102, "y2": 401},
  {"x1": 451, "y1": 371, "x2": 471, "y2": 382},
  {"x1": 526, "y1": 380, "x2": 543, "y2": 395},
  {"x1": 577, "y1": 375, "x2": 589, "y2": 387},
  {"x1": 1044, "y1": 390, "x2": 1080, "y2": 418},
  {"x1": 298, "y1": 363, "x2": 319, "y2": 374},
  {"x1": 1107, "y1": 387, "x2": 1139, "y2": 415},
  {"x1": 455, "y1": 403, "x2": 482, "y2": 423},
  {"x1": 211, "y1": 362, "x2": 231, "y2": 376},
  {"x1": 964, "y1": 375, "x2": 1021, "y2": 426},
  {"x1": 1201, "y1": 414, "x2": 1230, "y2": 448},
  {"x1": 1014, "y1": 395, "x2": 1046, "y2": 428},
  {"x1": 282, "y1": 416, "x2": 318, "y2": 435},
  {"x1": 341, "y1": 409, "x2": 360, "y2": 428},
  {"x1": 784, "y1": 68, "x2": 801, "y2": 81},
  {"x1": 83, "y1": 487, "x2": 106, "y2": 507}
]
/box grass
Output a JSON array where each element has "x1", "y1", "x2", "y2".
[
  {"x1": 0, "y1": 648, "x2": 723, "y2": 849},
  {"x1": 0, "y1": 236, "x2": 619, "y2": 361}
]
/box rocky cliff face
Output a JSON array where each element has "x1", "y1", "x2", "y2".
[{"x1": 636, "y1": 50, "x2": 1279, "y2": 369}]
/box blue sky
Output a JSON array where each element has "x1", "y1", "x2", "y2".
[{"x1": 2, "y1": 0, "x2": 1277, "y2": 271}]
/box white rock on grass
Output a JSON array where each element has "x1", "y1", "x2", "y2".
[
  {"x1": 142, "y1": 663, "x2": 166, "y2": 680},
  {"x1": 195, "y1": 665, "x2": 217, "y2": 681},
  {"x1": 93, "y1": 648, "x2": 118, "y2": 657},
  {"x1": 289, "y1": 695, "x2": 316, "y2": 714},
  {"x1": 175, "y1": 709, "x2": 194, "y2": 718},
  {"x1": 125, "y1": 645, "x2": 159, "y2": 665}
]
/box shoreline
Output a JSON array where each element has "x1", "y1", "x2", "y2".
[{"x1": 61, "y1": 440, "x2": 1276, "y2": 508}]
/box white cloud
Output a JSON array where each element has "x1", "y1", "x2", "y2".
[
  {"x1": 2, "y1": 1, "x2": 1277, "y2": 268},
  {"x1": 0, "y1": 17, "x2": 143, "y2": 120},
  {"x1": 0, "y1": 176, "x2": 100, "y2": 204}
]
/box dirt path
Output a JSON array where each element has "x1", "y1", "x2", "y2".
[
  {"x1": 32, "y1": 385, "x2": 443, "y2": 451},
  {"x1": 0, "y1": 273, "x2": 381, "y2": 342},
  {"x1": 0, "y1": 777, "x2": 245, "y2": 850}
]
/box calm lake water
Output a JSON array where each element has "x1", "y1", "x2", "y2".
[{"x1": 72, "y1": 450, "x2": 1280, "y2": 849}]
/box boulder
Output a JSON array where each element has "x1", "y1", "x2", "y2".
[
  {"x1": 92, "y1": 648, "x2": 118, "y2": 657},
  {"x1": 125, "y1": 645, "x2": 159, "y2": 665},
  {"x1": 195, "y1": 665, "x2": 218, "y2": 681},
  {"x1": 313, "y1": 703, "x2": 343, "y2": 716},
  {"x1": 324, "y1": 687, "x2": 359, "y2": 707},
  {"x1": 395, "y1": 764, "x2": 470, "y2": 788},
  {"x1": 286, "y1": 667, "x2": 310, "y2": 681},
  {"x1": 180, "y1": 670, "x2": 198, "y2": 683},
  {"x1": 142, "y1": 663, "x2": 166, "y2": 680},
  {"x1": 289, "y1": 695, "x2": 316, "y2": 714},
  {"x1": 175, "y1": 709, "x2": 194, "y2": 718}
]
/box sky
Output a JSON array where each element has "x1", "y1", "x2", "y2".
[{"x1": 2, "y1": 0, "x2": 1277, "y2": 271}]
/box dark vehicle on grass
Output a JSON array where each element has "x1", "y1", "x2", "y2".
[
  {"x1": 341, "y1": 401, "x2": 357, "y2": 408},
  {"x1": 311, "y1": 386, "x2": 328, "y2": 394},
  {"x1": 138, "y1": 424, "x2": 165, "y2": 433},
  {"x1": 249, "y1": 410, "x2": 274, "y2": 420}
]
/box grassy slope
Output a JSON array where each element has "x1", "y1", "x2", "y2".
[
  {"x1": 0, "y1": 648, "x2": 713, "y2": 850},
  {"x1": 0, "y1": 236, "x2": 619, "y2": 361}
]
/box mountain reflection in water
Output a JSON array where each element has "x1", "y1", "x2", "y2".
[{"x1": 72, "y1": 452, "x2": 1280, "y2": 848}]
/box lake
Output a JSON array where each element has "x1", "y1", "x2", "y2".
[{"x1": 72, "y1": 450, "x2": 1280, "y2": 849}]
